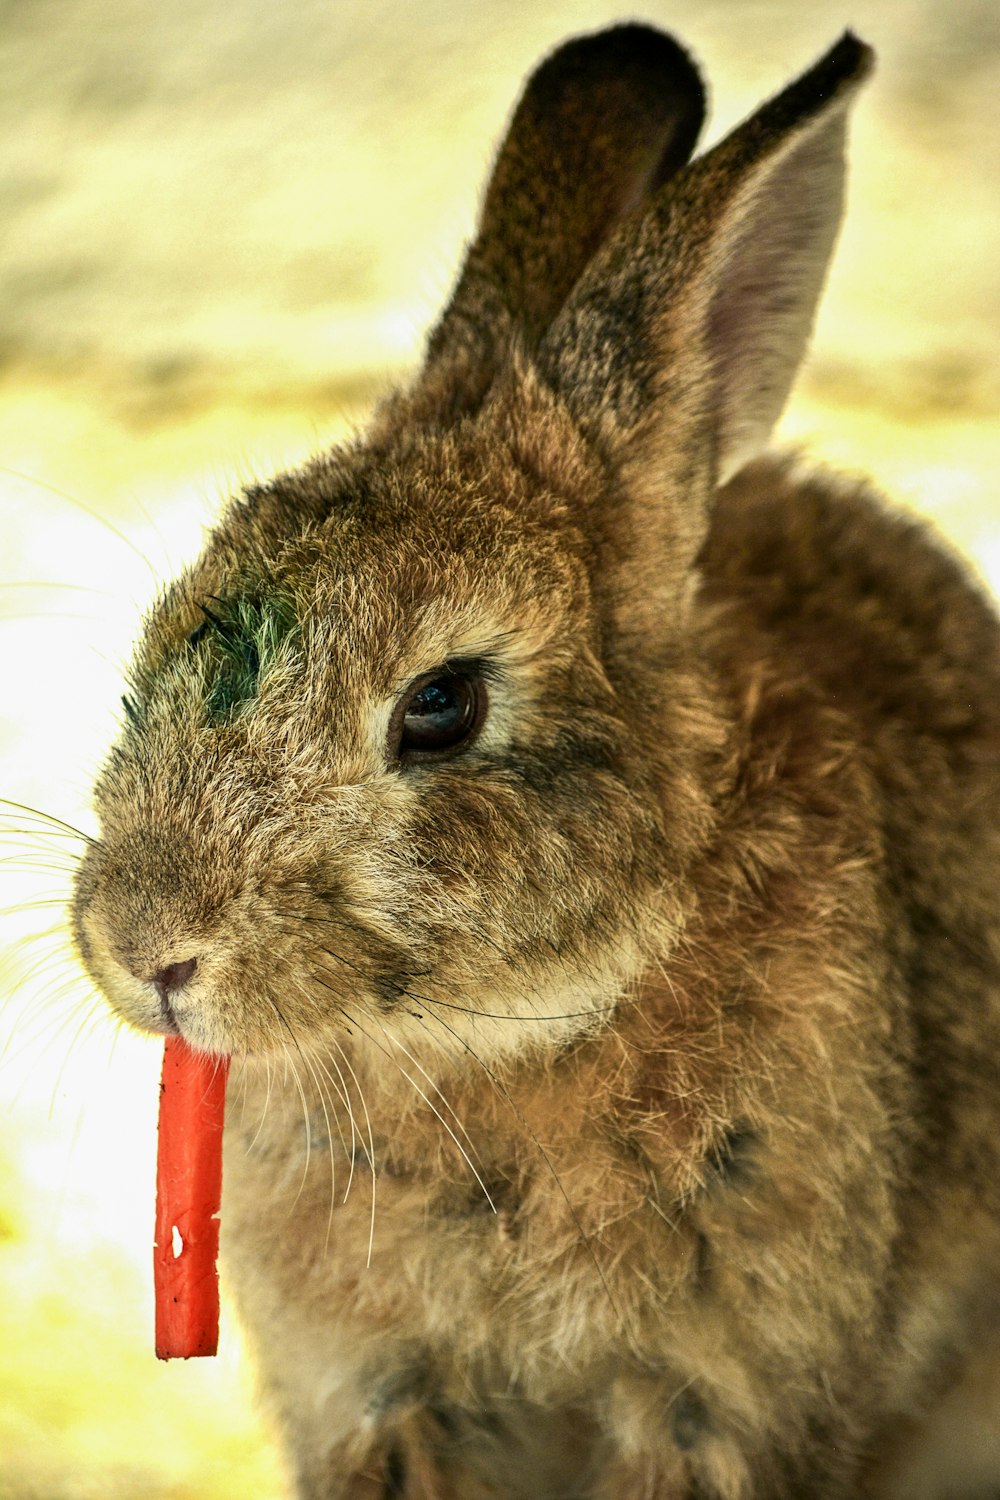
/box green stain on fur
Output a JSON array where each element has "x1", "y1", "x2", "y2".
[{"x1": 199, "y1": 594, "x2": 299, "y2": 721}]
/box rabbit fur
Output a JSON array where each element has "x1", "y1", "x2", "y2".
[{"x1": 72, "y1": 23, "x2": 1000, "y2": 1500}]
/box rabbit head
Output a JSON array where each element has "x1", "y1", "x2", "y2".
[{"x1": 72, "y1": 25, "x2": 872, "y2": 1063}]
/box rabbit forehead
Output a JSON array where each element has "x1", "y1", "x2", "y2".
[
  {"x1": 186, "y1": 450, "x2": 588, "y2": 674},
  {"x1": 296, "y1": 512, "x2": 586, "y2": 679},
  {"x1": 157, "y1": 423, "x2": 589, "y2": 634}
]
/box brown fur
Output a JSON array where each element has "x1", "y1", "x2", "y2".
[{"x1": 72, "y1": 24, "x2": 1000, "y2": 1499}]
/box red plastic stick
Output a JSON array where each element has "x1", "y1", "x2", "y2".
[{"x1": 154, "y1": 1036, "x2": 230, "y2": 1359}]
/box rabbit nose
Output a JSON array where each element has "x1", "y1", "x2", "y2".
[{"x1": 151, "y1": 957, "x2": 198, "y2": 1002}]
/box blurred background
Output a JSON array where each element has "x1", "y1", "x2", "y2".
[{"x1": 0, "y1": 0, "x2": 996, "y2": 1494}]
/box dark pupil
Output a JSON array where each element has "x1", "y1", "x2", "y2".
[{"x1": 401, "y1": 675, "x2": 476, "y2": 752}]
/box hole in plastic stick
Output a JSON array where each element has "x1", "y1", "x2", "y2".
[{"x1": 171, "y1": 1225, "x2": 183, "y2": 1259}]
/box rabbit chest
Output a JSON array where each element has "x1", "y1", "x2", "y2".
[
  {"x1": 217, "y1": 877, "x2": 904, "y2": 1499},
  {"x1": 221, "y1": 1038, "x2": 693, "y2": 1399}
]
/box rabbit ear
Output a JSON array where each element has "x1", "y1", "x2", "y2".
[
  {"x1": 538, "y1": 33, "x2": 873, "y2": 573},
  {"x1": 411, "y1": 24, "x2": 706, "y2": 422}
]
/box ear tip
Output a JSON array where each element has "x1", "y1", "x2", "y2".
[
  {"x1": 826, "y1": 30, "x2": 877, "y2": 88},
  {"x1": 588, "y1": 20, "x2": 701, "y2": 71},
  {"x1": 525, "y1": 22, "x2": 707, "y2": 191},
  {"x1": 755, "y1": 30, "x2": 875, "y2": 135},
  {"x1": 536, "y1": 21, "x2": 706, "y2": 107}
]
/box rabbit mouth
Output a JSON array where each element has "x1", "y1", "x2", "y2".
[{"x1": 79, "y1": 886, "x2": 634, "y2": 1063}]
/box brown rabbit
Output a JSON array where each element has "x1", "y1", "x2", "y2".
[{"x1": 71, "y1": 23, "x2": 1000, "y2": 1500}]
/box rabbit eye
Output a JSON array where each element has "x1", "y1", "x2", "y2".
[{"x1": 391, "y1": 668, "x2": 485, "y2": 762}]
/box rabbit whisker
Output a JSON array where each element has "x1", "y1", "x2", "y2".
[
  {"x1": 325, "y1": 1016, "x2": 378, "y2": 1265},
  {"x1": 35, "y1": 988, "x2": 108, "y2": 1118},
  {"x1": 344, "y1": 1006, "x2": 493, "y2": 1219},
  {"x1": 264, "y1": 994, "x2": 316, "y2": 1210},
  {"x1": 0, "y1": 860, "x2": 80, "y2": 882},
  {"x1": 0, "y1": 464, "x2": 159, "y2": 578},
  {"x1": 4, "y1": 938, "x2": 84, "y2": 1001},
  {"x1": 238, "y1": 1050, "x2": 277, "y2": 1157},
  {"x1": 420, "y1": 1005, "x2": 623, "y2": 1326},
  {"x1": 276, "y1": 905, "x2": 615, "y2": 1027},
  {"x1": 0, "y1": 798, "x2": 95, "y2": 845},
  {"x1": 380, "y1": 1023, "x2": 495, "y2": 1213},
  {"x1": 308, "y1": 1040, "x2": 359, "y2": 1204},
  {"x1": 0, "y1": 897, "x2": 75, "y2": 918},
  {"x1": 0, "y1": 580, "x2": 107, "y2": 595},
  {"x1": 295, "y1": 1039, "x2": 341, "y2": 1252},
  {"x1": 405, "y1": 991, "x2": 621, "y2": 1024}
]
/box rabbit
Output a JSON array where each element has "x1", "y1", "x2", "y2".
[{"x1": 69, "y1": 21, "x2": 1000, "y2": 1500}]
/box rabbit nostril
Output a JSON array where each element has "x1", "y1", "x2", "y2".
[{"x1": 151, "y1": 957, "x2": 198, "y2": 1002}]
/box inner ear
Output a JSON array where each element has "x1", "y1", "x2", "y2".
[{"x1": 700, "y1": 105, "x2": 853, "y2": 484}]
